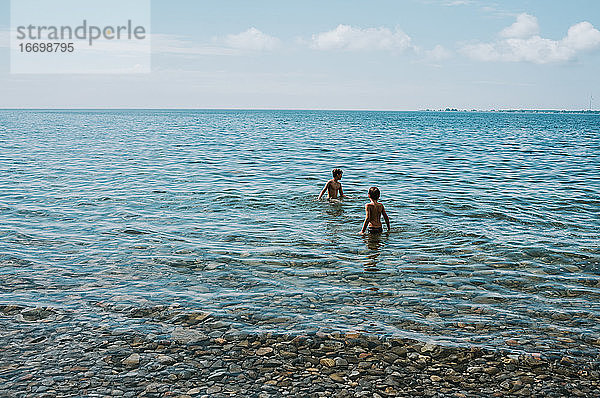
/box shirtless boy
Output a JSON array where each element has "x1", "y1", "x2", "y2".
[
  {"x1": 360, "y1": 187, "x2": 390, "y2": 234},
  {"x1": 318, "y1": 168, "x2": 345, "y2": 200}
]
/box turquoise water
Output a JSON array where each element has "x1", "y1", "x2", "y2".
[{"x1": 1, "y1": 110, "x2": 599, "y2": 359}]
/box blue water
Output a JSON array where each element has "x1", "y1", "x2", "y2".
[{"x1": 1, "y1": 110, "x2": 599, "y2": 359}]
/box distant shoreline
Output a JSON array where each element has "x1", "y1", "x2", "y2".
[{"x1": 425, "y1": 108, "x2": 600, "y2": 114}]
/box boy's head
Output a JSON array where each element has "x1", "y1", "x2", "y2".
[
  {"x1": 368, "y1": 187, "x2": 380, "y2": 201},
  {"x1": 332, "y1": 168, "x2": 343, "y2": 180}
]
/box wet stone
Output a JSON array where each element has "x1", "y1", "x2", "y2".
[
  {"x1": 157, "y1": 354, "x2": 176, "y2": 365},
  {"x1": 206, "y1": 385, "x2": 222, "y2": 394},
  {"x1": 256, "y1": 347, "x2": 273, "y2": 356},
  {"x1": 122, "y1": 354, "x2": 140, "y2": 368}
]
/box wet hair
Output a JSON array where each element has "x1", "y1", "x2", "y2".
[
  {"x1": 332, "y1": 168, "x2": 343, "y2": 178},
  {"x1": 368, "y1": 187, "x2": 380, "y2": 200}
]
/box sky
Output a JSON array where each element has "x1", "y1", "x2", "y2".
[{"x1": 1, "y1": 0, "x2": 600, "y2": 110}]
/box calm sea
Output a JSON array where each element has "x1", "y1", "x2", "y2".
[{"x1": 1, "y1": 110, "x2": 599, "y2": 360}]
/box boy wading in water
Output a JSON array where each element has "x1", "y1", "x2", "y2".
[
  {"x1": 360, "y1": 187, "x2": 390, "y2": 234},
  {"x1": 318, "y1": 168, "x2": 345, "y2": 200}
]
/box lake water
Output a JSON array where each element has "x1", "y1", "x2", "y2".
[{"x1": 1, "y1": 110, "x2": 599, "y2": 361}]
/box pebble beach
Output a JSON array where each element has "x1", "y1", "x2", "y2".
[{"x1": 2, "y1": 304, "x2": 598, "y2": 397}]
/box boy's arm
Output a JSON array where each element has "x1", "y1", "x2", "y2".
[
  {"x1": 360, "y1": 204, "x2": 370, "y2": 234},
  {"x1": 318, "y1": 181, "x2": 330, "y2": 200},
  {"x1": 339, "y1": 184, "x2": 345, "y2": 197},
  {"x1": 382, "y1": 206, "x2": 390, "y2": 231}
]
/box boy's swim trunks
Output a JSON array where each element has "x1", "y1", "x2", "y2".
[{"x1": 368, "y1": 226, "x2": 383, "y2": 234}]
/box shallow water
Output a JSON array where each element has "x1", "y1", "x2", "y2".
[{"x1": 1, "y1": 110, "x2": 599, "y2": 359}]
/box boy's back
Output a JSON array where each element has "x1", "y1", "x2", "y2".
[
  {"x1": 366, "y1": 202, "x2": 384, "y2": 228},
  {"x1": 326, "y1": 178, "x2": 342, "y2": 199},
  {"x1": 360, "y1": 187, "x2": 390, "y2": 234}
]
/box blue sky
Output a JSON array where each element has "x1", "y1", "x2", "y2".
[{"x1": 1, "y1": 0, "x2": 599, "y2": 109}]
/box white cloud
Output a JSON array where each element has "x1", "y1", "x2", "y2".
[
  {"x1": 222, "y1": 28, "x2": 280, "y2": 51},
  {"x1": 462, "y1": 15, "x2": 600, "y2": 64},
  {"x1": 500, "y1": 13, "x2": 539, "y2": 38},
  {"x1": 563, "y1": 21, "x2": 600, "y2": 51},
  {"x1": 425, "y1": 44, "x2": 452, "y2": 61},
  {"x1": 310, "y1": 24, "x2": 413, "y2": 52}
]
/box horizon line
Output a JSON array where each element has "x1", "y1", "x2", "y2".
[{"x1": 0, "y1": 107, "x2": 598, "y2": 113}]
